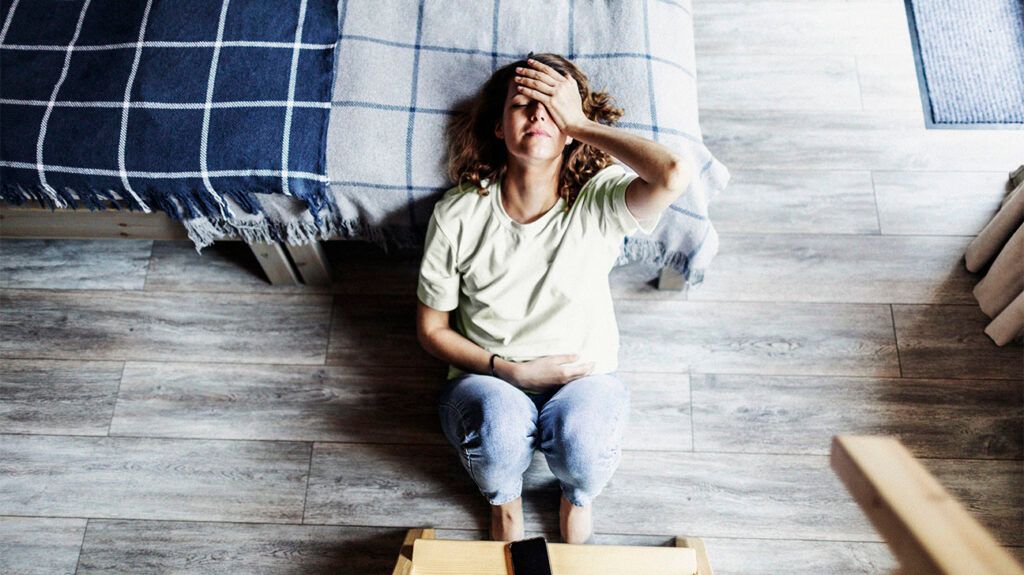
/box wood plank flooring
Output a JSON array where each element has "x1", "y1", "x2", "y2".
[{"x1": 2, "y1": 1, "x2": 1022, "y2": 573}]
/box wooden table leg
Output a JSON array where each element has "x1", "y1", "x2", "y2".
[
  {"x1": 392, "y1": 528, "x2": 436, "y2": 575},
  {"x1": 675, "y1": 536, "x2": 714, "y2": 575}
]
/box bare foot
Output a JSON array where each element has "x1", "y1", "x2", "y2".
[
  {"x1": 559, "y1": 493, "x2": 593, "y2": 544},
  {"x1": 491, "y1": 496, "x2": 525, "y2": 541}
]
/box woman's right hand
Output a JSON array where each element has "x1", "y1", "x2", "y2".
[{"x1": 508, "y1": 354, "x2": 595, "y2": 392}]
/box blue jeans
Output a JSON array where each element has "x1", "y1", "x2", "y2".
[{"x1": 437, "y1": 371, "x2": 630, "y2": 508}]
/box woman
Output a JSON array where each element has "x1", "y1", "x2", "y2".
[{"x1": 415, "y1": 52, "x2": 691, "y2": 544}]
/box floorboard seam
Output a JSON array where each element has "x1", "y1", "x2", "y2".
[
  {"x1": 2, "y1": 432, "x2": 1019, "y2": 460},
  {"x1": 889, "y1": 304, "x2": 904, "y2": 377},
  {"x1": 141, "y1": 240, "x2": 156, "y2": 290},
  {"x1": 854, "y1": 54, "x2": 866, "y2": 111},
  {"x1": 105, "y1": 361, "x2": 127, "y2": 437},
  {"x1": 869, "y1": 170, "x2": 883, "y2": 233},
  {"x1": 73, "y1": 518, "x2": 89, "y2": 575},
  {"x1": 322, "y1": 295, "x2": 337, "y2": 365},
  {"x1": 300, "y1": 442, "x2": 314, "y2": 525},
  {"x1": 688, "y1": 366, "x2": 696, "y2": 451}
]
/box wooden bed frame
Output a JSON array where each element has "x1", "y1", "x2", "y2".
[
  {"x1": 1, "y1": 203, "x2": 685, "y2": 290},
  {"x1": 0, "y1": 203, "x2": 331, "y2": 286}
]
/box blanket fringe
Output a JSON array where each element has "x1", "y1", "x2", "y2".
[
  {"x1": 179, "y1": 212, "x2": 424, "y2": 256},
  {"x1": 617, "y1": 236, "x2": 703, "y2": 287},
  {"x1": 0, "y1": 181, "x2": 336, "y2": 227}
]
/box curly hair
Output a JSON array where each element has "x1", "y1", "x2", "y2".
[{"x1": 444, "y1": 52, "x2": 625, "y2": 212}]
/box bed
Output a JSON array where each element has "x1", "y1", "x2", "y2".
[{"x1": 1, "y1": 0, "x2": 730, "y2": 289}]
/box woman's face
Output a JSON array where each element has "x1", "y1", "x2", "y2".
[{"x1": 494, "y1": 76, "x2": 573, "y2": 163}]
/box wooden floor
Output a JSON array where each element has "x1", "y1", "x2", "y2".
[{"x1": 2, "y1": 1, "x2": 1023, "y2": 573}]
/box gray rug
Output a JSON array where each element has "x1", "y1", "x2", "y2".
[{"x1": 906, "y1": 0, "x2": 1024, "y2": 125}]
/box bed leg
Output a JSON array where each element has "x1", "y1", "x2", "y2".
[
  {"x1": 657, "y1": 266, "x2": 685, "y2": 291},
  {"x1": 285, "y1": 241, "x2": 332, "y2": 286},
  {"x1": 249, "y1": 241, "x2": 300, "y2": 285}
]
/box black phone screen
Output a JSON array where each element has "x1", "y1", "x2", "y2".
[{"x1": 508, "y1": 536, "x2": 554, "y2": 575}]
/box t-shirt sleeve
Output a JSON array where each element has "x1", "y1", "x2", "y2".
[
  {"x1": 417, "y1": 212, "x2": 460, "y2": 312},
  {"x1": 585, "y1": 164, "x2": 663, "y2": 238}
]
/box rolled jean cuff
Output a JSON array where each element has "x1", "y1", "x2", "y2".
[
  {"x1": 487, "y1": 490, "x2": 522, "y2": 506},
  {"x1": 561, "y1": 482, "x2": 595, "y2": 508},
  {"x1": 479, "y1": 474, "x2": 524, "y2": 506}
]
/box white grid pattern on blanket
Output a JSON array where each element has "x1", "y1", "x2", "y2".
[
  {"x1": 281, "y1": 0, "x2": 311, "y2": 198},
  {"x1": 2, "y1": 0, "x2": 705, "y2": 202},
  {"x1": 199, "y1": 0, "x2": 237, "y2": 219},
  {"x1": 0, "y1": 100, "x2": 333, "y2": 109},
  {"x1": 324, "y1": 0, "x2": 706, "y2": 228},
  {"x1": 0, "y1": 160, "x2": 325, "y2": 181},
  {"x1": 35, "y1": 0, "x2": 92, "y2": 210},
  {"x1": 0, "y1": 0, "x2": 19, "y2": 46},
  {"x1": 312, "y1": 0, "x2": 728, "y2": 283},
  {"x1": 0, "y1": 40, "x2": 336, "y2": 51},
  {"x1": 118, "y1": 0, "x2": 154, "y2": 212},
  {"x1": 0, "y1": 0, "x2": 335, "y2": 217}
]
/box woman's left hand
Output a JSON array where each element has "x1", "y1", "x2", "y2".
[{"x1": 514, "y1": 59, "x2": 589, "y2": 137}]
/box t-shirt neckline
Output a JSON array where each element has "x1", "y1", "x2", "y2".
[{"x1": 490, "y1": 177, "x2": 565, "y2": 233}]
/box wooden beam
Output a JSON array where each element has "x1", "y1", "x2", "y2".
[
  {"x1": 0, "y1": 204, "x2": 304, "y2": 286},
  {"x1": 285, "y1": 241, "x2": 331, "y2": 286},
  {"x1": 392, "y1": 528, "x2": 435, "y2": 575},
  {"x1": 0, "y1": 204, "x2": 191, "y2": 240},
  {"x1": 408, "y1": 538, "x2": 697, "y2": 575},
  {"x1": 249, "y1": 242, "x2": 300, "y2": 285},
  {"x1": 830, "y1": 435, "x2": 1024, "y2": 575}
]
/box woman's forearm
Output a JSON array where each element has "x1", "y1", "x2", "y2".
[
  {"x1": 567, "y1": 118, "x2": 689, "y2": 190},
  {"x1": 421, "y1": 327, "x2": 518, "y2": 382}
]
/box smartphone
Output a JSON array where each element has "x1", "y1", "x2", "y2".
[{"x1": 508, "y1": 536, "x2": 553, "y2": 575}]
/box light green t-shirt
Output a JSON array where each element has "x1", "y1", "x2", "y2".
[{"x1": 416, "y1": 163, "x2": 662, "y2": 393}]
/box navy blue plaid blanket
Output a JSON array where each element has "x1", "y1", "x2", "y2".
[{"x1": 0, "y1": 0, "x2": 339, "y2": 226}]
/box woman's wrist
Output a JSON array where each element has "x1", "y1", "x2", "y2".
[
  {"x1": 494, "y1": 357, "x2": 518, "y2": 384},
  {"x1": 564, "y1": 117, "x2": 594, "y2": 140}
]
